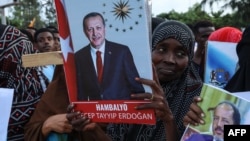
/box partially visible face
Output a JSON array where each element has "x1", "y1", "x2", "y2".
[
  {"x1": 196, "y1": 27, "x2": 215, "y2": 48},
  {"x1": 53, "y1": 33, "x2": 61, "y2": 51},
  {"x1": 26, "y1": 28, "x2": 36, "y2": 40},
  {"x1": 152, "y1": 38, "x2": 189, "y2": 83},
  {"x1": 212, "y1": 103, "x2": 234, "y2": 140},
  {"x1": 84, "y1": 16, "x2": 105, "y2": 49},
  {"x1": 36, "y1": 32, "x2": 56, "y2": 52}
]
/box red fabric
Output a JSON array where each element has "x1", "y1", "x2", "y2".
[
  {"x1": 96, "y1": 51, "x2": 103, "y2": 83},
  {"x1": 55, "y1": 0, "x2": 77, "y2": 101},
  {"x1": 208, "y1": 26, "x2": 242, "y2": 43}
]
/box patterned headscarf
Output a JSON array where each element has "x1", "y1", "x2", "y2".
[
  {"x1": 0, "y1": 24, "x2": 46, "y2": 140},
  {"x1": 152, "y1": 20, "x2": 195, "y2": 60}
]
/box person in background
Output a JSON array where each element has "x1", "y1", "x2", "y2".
[
  {"x1": 20, "y1": 29, "x2": 35, "y2": 43},
  {"x1": 24, "y1": 27, "x2": 38, "y2": 50},
  {"x1": 25, "y1": 20, "x2": 202, "y2": 141},
  {"x1": 34, "y1": 28, "x2": 58, "y2": 53},
  {"x1": 52, "y1": 29, "x2": 61, "y2": 51},
  {"x1": 34, "y1": 28, "x2": 57, "y2": 82},
  {"x1": 224, "y1": 25, "x2": 250, "y2": 92},
  {"x1": 185, "y1": 101, "x2": 240, "y2": 141},
  {"x1": 151, "y1": 17, "x2": 165, "y2": 33},
  {"x1": 25, "y1": 26, "x2": 37, "y2": 41},
  {"x1": 24, "y1": 65, "x2": 112, "y2": 141},
  {"x1": 47, "y1": 25, "x2": 61, "y2": 51},
  {"x1": 106, "y1": 20, "x2": 203, "y2": 141},
  {"x1": 193, "y1": 20, "x2": 215, "y2": 81},
  {"x1": 183, "y1": 26, "x2": 243, "y2": 128},
  {"x1": 208, "y1": 26, "x2": 242, "y2": 73},
  {"x1": 208, "y1": 26, "x2": 242, "y2": 43},
  {"x1": 0, "y1": 24, "x2": 46, "y2": 141}
]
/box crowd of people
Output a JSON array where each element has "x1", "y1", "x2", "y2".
[{"x1": 1, "y1": 6, "x2": 249, "y2": 141}]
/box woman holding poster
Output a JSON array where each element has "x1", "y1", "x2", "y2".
[
  {"x1": 106, "y1": 20, "x2": 203, "y2": 141},
  {"x1": 24, "y1": 20, "x2": 202, "y2": 141}
]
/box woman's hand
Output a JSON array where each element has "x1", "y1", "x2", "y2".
[
  {"x1": 66, "y1": 104, "x2": 93, "y2": 132},
  {"x1": 131, "y1": 65, "x2": 179, "y2": 141},
  {"x1": 42, "y1": 114, "x2": 72, "y2": 137},
  {"x1": 183, "y1": 96, "x2": 205, "y2": 126},
  {"x1": 66, "y1": 104, "x2": 111, "y2": 141},
  {"x1": 131, "y1": 65, "x2": 173, "y2": 122}
]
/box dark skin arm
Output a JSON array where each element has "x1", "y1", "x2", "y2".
[
  {"x1": 66, "y1": 104, "x2": 111, "y2": 141},
  {"x1": 183, "y1": 96, "x2": 205, "y2": 126},
  {"x1": 131, "y1": 65, "x2": 179, "y2": 141},
  {"x1": 42, "y1": 114, "x2": 73, "y2": 137}
]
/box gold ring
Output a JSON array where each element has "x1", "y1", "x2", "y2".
[{"x1": 150, "y1": 94, "x2": 154, "y2": 100}]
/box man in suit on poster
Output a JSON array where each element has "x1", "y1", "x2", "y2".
[
  {"x1": 74, "y1": 12, "x2": 145, "y2": 100},
  {"x1": 185, "y1": 101, "x2": 241, "y2": 141}
]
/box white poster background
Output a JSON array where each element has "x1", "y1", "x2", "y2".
[
  {"x1": 0, "y1": 88, "x2": 14, "y2": 141},
  {"x1": 63, "y1": 0, "x2": 152, "y2": 93}
]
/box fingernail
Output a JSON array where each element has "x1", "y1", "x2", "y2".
[
  {"x1": 200, "y1": 120, "x2": 204, "y2": 124},
  {"x1": 201, "y1": 113, "x2": 205, "y2": 117},
  {"x1": 80, "y1": 113, "x2": 84, "y2": 117}
]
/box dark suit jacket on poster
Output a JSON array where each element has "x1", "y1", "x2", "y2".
[
  {"x1": 185, "y1": 133, "x2": 214, "y2": 141},
  {"x1": 75, "y1": 40, "x2": 145, "y2": 100}
]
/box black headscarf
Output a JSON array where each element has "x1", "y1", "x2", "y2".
[
  {"x1": 224, "y1": 26, "x2": 250, "y2": 92},
  {"x1": 152, "y1": 20, "x2": 203, "y2": 139},
  {"x1": 107, "y1": 20, "x2": 203, "y2": 141},
  {"x1": 152, "y1": 20, "x2": 195, "y2": 59}
]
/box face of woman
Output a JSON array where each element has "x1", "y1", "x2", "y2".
[{"x1": 152, "y1": 38, "x2": 189, "y2": 83}]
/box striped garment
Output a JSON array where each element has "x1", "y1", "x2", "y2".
[{"x1": 0, "y1": 24, "x2": 48, "y2": 141}]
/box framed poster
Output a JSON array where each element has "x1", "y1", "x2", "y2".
[
  {"x1": 54, "y1": 0, "x2": 155, "y2": 124},
  {"x1": 204, "y1": 41, "x2": 238, "y2": 89},
  {"x1": 181, "y1": 84, "x2": 250, "y2": 141}
]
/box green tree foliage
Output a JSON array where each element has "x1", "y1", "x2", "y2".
[
  {"x1": 7, "y1": 0, "x2": 57, "y2": 29},
  {"x1": 41, "y1": 0, "x2": 57, "y2": 27},
  {"x1": 155, "y1": 2, "x2": 246, "y2": 29},
  {"x1": 156, "y1": 4, "x2": 212, "y2": 28},
  {"x1": 9, "y1": 0, "x2": 43, "y2": 28},
  {"x1": 157, "y1": 4, "x2": 211, "y2": 26},
  {"x1": 201, "y1": 0, "x2": 250, "y2": 27},
  {"x1": 6, "y1": 0, "x2": 248, "y2": 29}
]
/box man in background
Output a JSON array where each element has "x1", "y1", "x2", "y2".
[
  {"x1": 34, "y1": 28, "x2": 57, "y2": 82},
  {"x1": 193, "y1": 20, "x2": 215, "y2": 81},
  {"x1": 47, "y1": 25, "x2": 61, "y2": 51}
]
